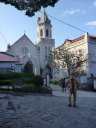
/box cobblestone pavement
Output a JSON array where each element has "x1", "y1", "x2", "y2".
[{"x1": 0, "y1": 86, "x2": 96, "y2": 128}]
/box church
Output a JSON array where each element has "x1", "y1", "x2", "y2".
[{"x1": 6, "y1": 9, "x2": 55, "y2": 75}]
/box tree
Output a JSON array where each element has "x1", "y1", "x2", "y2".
[
  {"x1": 23, "y1": 60, "x2": 33, "y2": 73},
  {"x1": 53, "y1": 47, "x2": 85, "y2": 77},
  {"x1": 47, "y1": 51, "x2": 59, "y2": 78},
  {"x1": 0, "y1": 0, "x2": 59, "y2": 16}
]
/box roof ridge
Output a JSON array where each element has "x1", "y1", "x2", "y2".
[
  {"x1": 56, "y1": 35, "x2": 85, "y2": 49},
  {"x1": 89, "y1": 35, "x2": 96, "y2": 38},
  {"x1": 71, "y1": 35, "x2": 85, "y2": 42},
  {"x1": 0, "y1": 52, "x2": 14, "y2": 57},
  {"x1": 10, "y1": 34, "x2": 35, "y2": 48}
]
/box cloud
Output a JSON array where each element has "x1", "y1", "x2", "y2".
[
  {"x1": 63, "y1": 9, "x2": 80, "y2": 16},
  {"x1": 93, "y1": 0, "x2": 96, "y2": 7},
  {"x1": 63, "y1": 9, "x2": 86, "y2": 16},
  {"x1": 86, "y1": 21, "x2": 96, "y2": 26}
]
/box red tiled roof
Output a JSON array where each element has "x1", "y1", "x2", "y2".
[
  {"x1": 56, "y1": 35, "x2": 85, "y2": 49},
  {"x1": 71, "y1": 35, "x2": 84, "y2": 43},
  {"x1": 89, "y1": 35, "x2": 96, "y2": 38},
  {"x1": 56, "y1": 34, "x2": 88, "y2": 49},
  {"x1": 0, "y1": 52, "x2": 18, "y2": 62},
  {"x1": 56, "y1": 34, "x2": 96, "y2": 49}
]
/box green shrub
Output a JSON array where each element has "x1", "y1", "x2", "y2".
[
  {"x1": 0, "y1": 72, "x2": 34, "y2": 80},
  {"x1": 65, "y1": 76, "x2": 69, "y2": 79},
  {"x1": 22, "y1": 84, "x2": 34, "y2": 87},
  {"x1": 32, "y1": 75, "x2": 43, "y2": 87},
  {"x1": 24, "y1": 80, "x2": 32, "y2": 84},
  {"x1": 0, "y1": 80, "x2": 12, "y2": 85},
  {"x1": 50, "y1": 80, "x2": 60, "y2": 85},
  {"x1": 23, "y1": 60, "x2": 33, "y2": 73}
]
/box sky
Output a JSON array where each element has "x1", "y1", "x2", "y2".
[{"x1": 0, "y1": 0, "x2": 96, "y2": 51}]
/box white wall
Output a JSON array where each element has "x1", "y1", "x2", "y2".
[
  {"x1": 54, "y1": 32, "x2": 89, "y2": 79},
  {"x1": 37, "y1": 38, "x2": 55, "y2": 70}
]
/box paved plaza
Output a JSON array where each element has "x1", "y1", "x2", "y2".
[{"x1": 0, "y1": 85, "x2": 96, "y2": 128}]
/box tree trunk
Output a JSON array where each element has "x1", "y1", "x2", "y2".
[{"x1": 67, "y1": 69, "x2": 70, "y2": 78}]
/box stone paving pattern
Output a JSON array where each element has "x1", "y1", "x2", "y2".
[{"x1": 0, "y1": 85, "x2": 96, "y2": 128}]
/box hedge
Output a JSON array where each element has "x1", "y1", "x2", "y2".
[
  {"x1": 0, "y1": 80, "x2": 12, "y2": 85},
  {"x1": 32, "y1": 75, "x2": 43, "y2": 87},
  {"x1": 21, "y1": 84, "x2": 44, "y2": 88},
  {"x1": 0, "y1": 72, "x2": 34, "y2": 80}
]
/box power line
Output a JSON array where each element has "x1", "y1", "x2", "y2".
[
  {"x1": 39, "y1": 10, "x2": 86, "y2": 33},
  {"x1": 0, "y1": 31, "x2": 8, "y2": 45}
]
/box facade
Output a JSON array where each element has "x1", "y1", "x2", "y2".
[
  {"x1": 6, "y1": 8, "x2": 55, "y2": 75},
  {"x1": 0, "y1": 52, "x2": 22, "y2": 72},
  {"x1": 7, "y1": 34, "x2": 40, "y2": 74},
  {"x1": 54, "y1": 32, "x2": 96, "y2": 78}
]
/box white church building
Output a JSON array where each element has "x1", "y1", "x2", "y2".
[{"x1": 6, "y1": 9, "x2": 55, "y2": 75}]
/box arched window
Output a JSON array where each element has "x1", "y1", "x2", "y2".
[
  {"x1": 46, "y1": 29, "x2": 49, "y2": 37},
  {"x1": 21, "y1": 47, "x2": 28, "y2": 56},
  {"x1": 40, "y1": 29, "x2": 43, "y2": 36}
]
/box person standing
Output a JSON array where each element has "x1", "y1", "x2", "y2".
[
  {"x1": 66, "y1": 73, "x2": 79, "y2": 107},
  {"x1": 61, "y1": 78, "x2": 66, "y2": 92}
]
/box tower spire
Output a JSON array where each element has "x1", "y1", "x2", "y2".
[
  {"x1": 37, "y1": 8, "x2": 51, "y2": 24},
  {"x1": 37, "y1": 8, "x2": 52, "y2": 42},
  {"x1": 42, "y1": 7, "x2": 45, "y2": 15}
]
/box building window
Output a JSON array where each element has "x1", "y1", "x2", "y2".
[
  {"x1": 38, "y1": 46, "x2": 40, "y2": 51},
  {"x1": 40, "y1": 29, "x2": 43, "y2": 36},
  {"x1": 46, "y1": 29, "x2": 49, "y2": 37},
  {"x1": 22, "y1": 47, "x2": 28, "y2": 56}
]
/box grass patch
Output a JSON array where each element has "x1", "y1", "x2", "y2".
[{"x1": 50, "y1": 80, "x2": 60, "y2": 85}]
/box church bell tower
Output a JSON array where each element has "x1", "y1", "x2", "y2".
[
  {"x1": 36, "y1": 8, "x2": 55, "y2": 75},
  {"x1": 37, "y1": 8, "x2": 52, "y2": 42}
]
